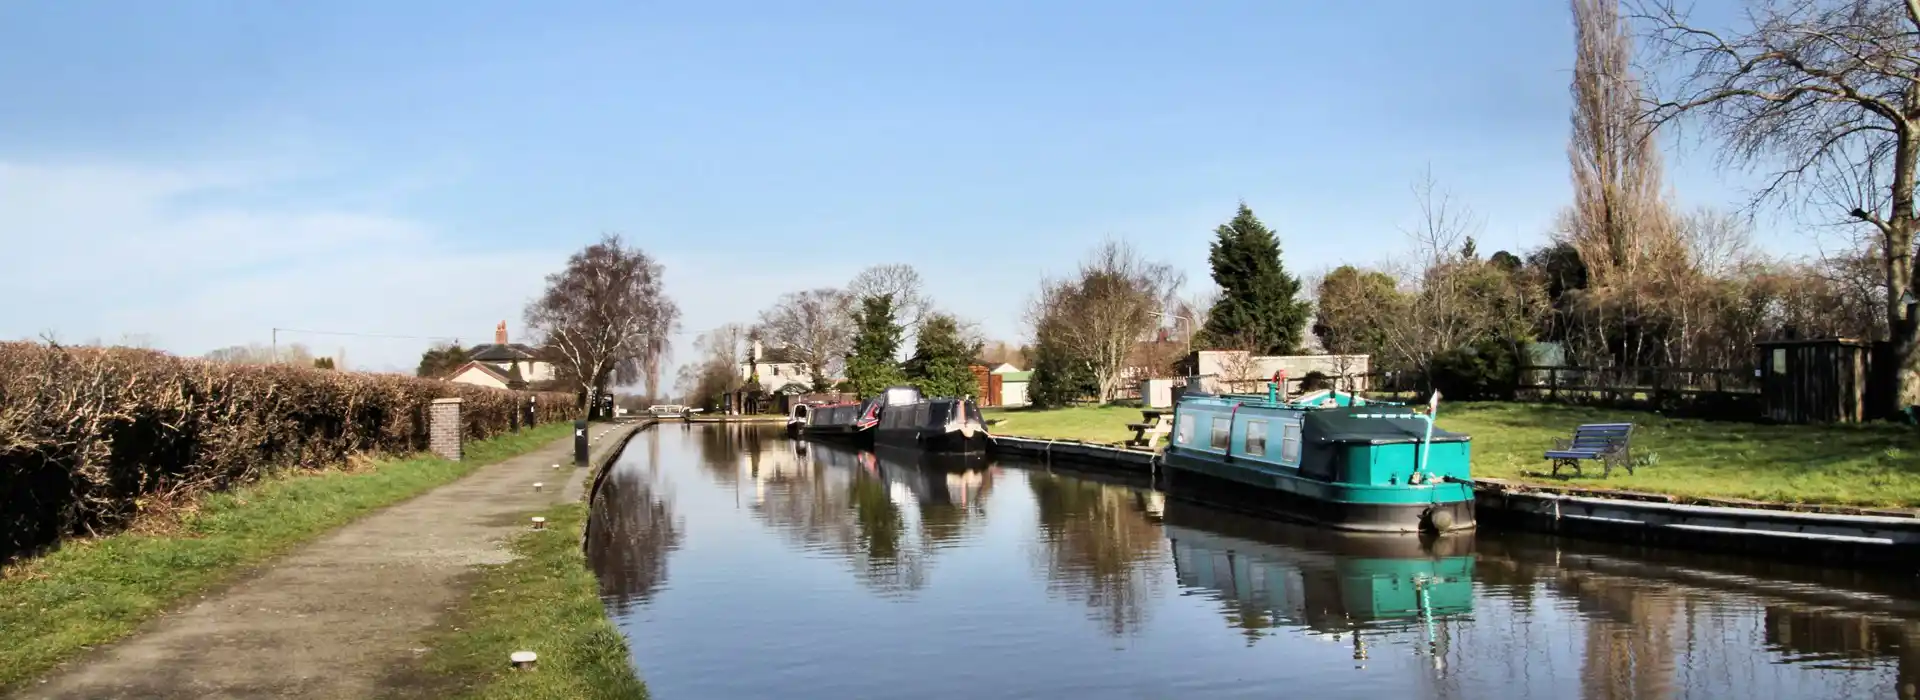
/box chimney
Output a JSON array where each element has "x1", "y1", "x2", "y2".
[{"x1": 496, "y1": 321, "x2": 508, "y2": 345}]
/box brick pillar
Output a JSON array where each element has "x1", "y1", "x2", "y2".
[{"x1": 430, "y1": 397, "x2": 464, "y2": 461}]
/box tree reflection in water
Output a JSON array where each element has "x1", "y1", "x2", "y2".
[
  {"x1": 1027, "y1": 472, "x2": 1168, "y2": 637},
  {"x1": 587, "y1": 431, "x2": 683, "y2": 616},
  {"x1": 743, "y1": 440, "x2": 937, "y2": 595}
]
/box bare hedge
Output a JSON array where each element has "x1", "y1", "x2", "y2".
[{"x1": 0, "y1": 342, "x2": 574, "y2": 562}]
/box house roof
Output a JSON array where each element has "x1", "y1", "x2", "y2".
[
  {"x1": 467, "y1": 343, "x2": 543, "y2": 362},
  {"x1": 999, "y1": 371, "x2": 1033, "y2": 382},
  {"x1": 448, "y1": 361, "x2": 511, "y2": 383}
]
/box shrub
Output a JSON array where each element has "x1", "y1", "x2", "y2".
[
  {"x1": 0, "y1": 342, "x2": 572, "y2": 563},
  {"x1": 1427, "y1": 338, "x2": 1522, "y2": 401}
]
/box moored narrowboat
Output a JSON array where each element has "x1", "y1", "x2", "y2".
[
  {"x1": 797, "y1": 386, "x2": 922, "y2": 445},
  {"x1": 874, "y1": 397, "x2": 991, "y2": 454},
  {"x1": 1164, "y1": 387, "x2": 1475, "y2": 533}
]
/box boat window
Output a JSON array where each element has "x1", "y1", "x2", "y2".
[
  {"x1": 928, "y1": 401, "x2": 952, "y2": 426},
  {"x1": 1177, "y1": 415, "x2": 1193, "y2": 444},
  {"x1": 1280, "y1": 422, "x2": 1302, "y2": 462},
  {"x1": 1245, "y1": 420, "x2": 1268, "y2": 456},
  {"x1": 1210, "y1": 417, "x2": 1230, "y2": 450}
]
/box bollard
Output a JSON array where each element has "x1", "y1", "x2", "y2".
[
  {"x1": 573, "y1": 419, "x2": 588, "y2": 467},
  {"x1": 510, "y1": 651, "x2": 538, "y2": 671},
  {"x1": 530, "y1": 516, "x2": 547, "y2": 531}
]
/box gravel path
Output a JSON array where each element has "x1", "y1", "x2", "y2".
[{"x1": 15, "y1": 422, "x2": 642, "y2": 700}]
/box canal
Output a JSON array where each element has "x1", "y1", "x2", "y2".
[{"x1": 587, "y1": 424, "x2": 1920, "y2": 699}]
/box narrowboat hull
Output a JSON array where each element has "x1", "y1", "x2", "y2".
[
  {"x1": 873, "y1": 428, "x2": 989, "y2": 454},
  {"x1": 800, "y1": 423, "x2": 874, "y2": 446},
  {"x1": 1163, "y1": 454, "x2": 1476, "y2": 534}
]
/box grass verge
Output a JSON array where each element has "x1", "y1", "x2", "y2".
[
  {"x1": 988, "y1": 402, "x2": 1920, "y2": 508},
  {"x1": 0, "y1": 421, "x2": 575, "y2": 692},
  {"x1": 402, "y1": 503, "x2": 645, "y2": 700},
  {"x1": 984, "y1": 404, "x2": 1150, "y2": 445}
]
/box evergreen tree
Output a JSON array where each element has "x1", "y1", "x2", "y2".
[
  {"x1": 904, "y1": 313, "x2": 982, "y2": 398},
  {"x1": 416, "y1": 344, "x2": 471, "y2": 378},
  {"x1": 1027, "y1": 341, "x2": 1096, "y2": 408},
  {"x1": 1195, "y1": 203, "x2": 1312, "y2": 354},
  {"x1": 844, "y1": 293, "x2": 906, "y2": 398}
]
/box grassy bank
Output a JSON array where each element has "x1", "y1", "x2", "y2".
[
  {"x1": 403, "y1": 503, "x2": 645, "y2": 700},
  {"x1": 989, "y1": 403, "x2": 1920, "y2": 508},
  {"x1": 985, "y1": 405, "x2": 1149, "y2": 445},
  {"x1": 0, "y1": 421, "x2": 574, "y2": 692}
]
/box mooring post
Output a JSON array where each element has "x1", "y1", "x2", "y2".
[{"x1": 574, "y1": 419, "x2": 588, "y2": 467}]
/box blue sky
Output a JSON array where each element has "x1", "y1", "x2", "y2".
[{"x1": 0, "y1": 1, "x2": 1830, "y2": 379}]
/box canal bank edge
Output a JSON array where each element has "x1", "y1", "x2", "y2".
[
  {"x1": 988, "y1": 435, "x2": 1920, "y2": 571},
  {"x1": 391, "y1": 418, "x2": 655, "y2": 700}
]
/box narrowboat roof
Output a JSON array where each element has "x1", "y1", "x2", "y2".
[{"x1": 1305, "y1": 406, "x2": 1468, "y2": 445}]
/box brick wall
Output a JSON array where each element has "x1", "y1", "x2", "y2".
[{"x1": 429, "y1": 398, "x2": 463, "y2": 461}]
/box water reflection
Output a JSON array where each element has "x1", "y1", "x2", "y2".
[
  {"x1": 731, "y1": 439, "x2": 999, "y2": 595},
  {"x1": 1162, "y1": 500, "x2": 1473, "y2": 658},
  {"x1": 592, "y1": 426, "x2": 1920, "y2": 699},
  {"x1": 1028, "y1": 471, "x2": 1168, "y2": 637},
  {"x1": 585, "y1": 429, "x2": 683, "y2": 615}
]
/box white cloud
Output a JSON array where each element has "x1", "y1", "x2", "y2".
[{"x1": 0, "y1": 160, "x2": 567, "y2": 373}]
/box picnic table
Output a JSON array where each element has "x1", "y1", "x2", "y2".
[{"x1": 1126, "y1": 409, "x2": 1173, "y2": 448}]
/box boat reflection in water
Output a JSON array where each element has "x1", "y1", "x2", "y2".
[
  {"x1": 1162, "y1": 499, "x2": 1473, "y2": 664},
  {"x1": 740, "y1": 438, "x2": 997, "y2": 593}
]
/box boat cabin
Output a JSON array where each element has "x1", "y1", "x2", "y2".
[{"x1": 1171, "y1": 389, "x2": 1472, "y2": 489}]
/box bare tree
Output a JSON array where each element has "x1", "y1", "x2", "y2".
[
  {"x1": 1635, "y1": 0, "x2": 1920, "y2": 406},
  {"x1": 755, "y1": 288, "x2": 854, "y2": 391},
  {"x1": 524, "y1": 233, "x2": 680, "y2": 416},
  {"x1": 847, "y1": 264, "x2": 931, "y2": 345},
  {"x1": 1031, "y1": 240, "x2": 1182, "y2": 402}
]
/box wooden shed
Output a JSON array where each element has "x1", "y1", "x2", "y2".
[{"x1": 1757, "y1": 338, "x2": 1872, "y2": 424}]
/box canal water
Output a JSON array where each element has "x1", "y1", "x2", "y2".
[{"x1": 587, "y1": 424, "x2": 1920, "y2": 699}]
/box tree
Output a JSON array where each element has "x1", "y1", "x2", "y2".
[
  {"x1": 844, "y1": 294, "x2": 907, "y2": 398},
  {"x1": 756, "y1": 288, "x2": 853, "y2": 392},
  {"x1": 675, "y1": 325, "x2": 748, "y2": 410},
  {"x1": 1031, "y1": 240, "x2": 1181, "y2": 403},
  {"x1": 312, "y1": 357, "x2": 336, "y2": 370},
  {"x1": 1196, "y1": 204, "x2": 1312, "y2": 355},
  {"x1": 416, "y1": 343, "x2": 471, "y2": 378},
  {"x1": 524, "y1": 234, "x2": 680, "y2": 417},
  {"x1": 204, "y1": 342, "x2": 312, "y2": 366},
  {"x1": 1636, "y1": 0, "x2": 1920, "y2": 408},
  {"x1": 847, "y1": 264, "x2": 930, "y2": 351},
  {"x1": 1313, "y1": 265, "x2": 1405, "y2": 360},
  {"x1": 904, "y1": 313, "x2": 982, "y2": 398}
]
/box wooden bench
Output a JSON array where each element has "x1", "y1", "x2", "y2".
[
  {"x1": 1545, "y1": 422, "x2": 1635, "y2": 478},
  {"x1": 1126, "y1": 410, "x2": 1173, "y2": 448}
]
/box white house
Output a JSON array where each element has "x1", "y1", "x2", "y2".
[
  {"x1": 740, "y1": 340, "x2": 827, "y2": 394},
  {"x1": 448, "y1": 321, "x2": 556, "y2": 388}
]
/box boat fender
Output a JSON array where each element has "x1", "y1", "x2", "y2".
[{"x1": 1421, "y1": 506, "x2": 1456, "y2": 532}]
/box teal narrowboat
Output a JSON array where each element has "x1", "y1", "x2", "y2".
[{"x1": 1164, "y1": 386, "x2": 1475, "y2": 533}]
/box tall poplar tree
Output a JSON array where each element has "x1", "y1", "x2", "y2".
[{"x1": 1196, "y1": 204, "x2": 1311, "y2": 354}]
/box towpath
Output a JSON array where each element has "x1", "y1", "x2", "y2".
[{"x1": 13, "y1": 422, "x2": 642, "y2": 700}]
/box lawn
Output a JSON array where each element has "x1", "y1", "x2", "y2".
[
  {"x1": 0, "y1": 422, "x2": 576, "y2": 693},
  {"x1": 988, "y1": 402, "x2": 1920, "y2": 509}
]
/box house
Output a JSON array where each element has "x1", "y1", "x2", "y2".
[
  {"x1": 739, "y1": 340, "x2": 818, "y2": 395},
  {"x1": 448, "y1": 321, "x2": 556, "y2": 389}
]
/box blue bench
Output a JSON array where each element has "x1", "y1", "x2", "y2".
[{"x1": 1544, "y1": 422, "x2": 1635, "y2": 478}]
